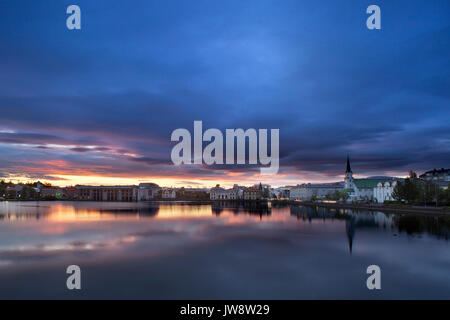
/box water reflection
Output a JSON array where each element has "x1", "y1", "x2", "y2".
[
  {"x1": 98, "y1": 206, "x2": 159, "y2": 217},
  {"x1": 212, "y1": 201, "x2": 271, "y2": 217},
  {"x1": 0, "y1": 202, "x2": 161, "y2": 221},
  {"x1": 289, "y1": 205, "x2": 449, "y2": 241},
  {"x1": 0, "y1": 201, "x2": 449, "y2": 299},
  {"x1": 0, "y1": 201, "x2": 449, "y2": 241},
  {"x1": 394, "y1": 215, "x2": 450, "y2": 240}
]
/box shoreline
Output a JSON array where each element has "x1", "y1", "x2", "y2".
[
  {"x1": 2, "y1": 198, "x2": 450, "y2": 215},
  {"x1": 271, "y1": 200, "x2": 450, "y2": 216}
]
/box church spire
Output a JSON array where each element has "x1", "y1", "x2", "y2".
[
  {"x1": 346, "y1": 155, "x2": 352, "y2": 173},
  {"x1": 346, "y1": 218, "x2": 355, "y2": 255}
]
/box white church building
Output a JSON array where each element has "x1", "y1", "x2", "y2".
[{"x1": 373, "y1": 181, "x2": 398, "y2": 203}]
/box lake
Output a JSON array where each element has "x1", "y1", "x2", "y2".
[{"x1": 0, "y1": 201, "x2": 449, "y2": 299}]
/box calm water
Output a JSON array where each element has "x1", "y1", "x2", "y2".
[{"x1": 0, "y1": 201, "x2": 449, "y2": 299}]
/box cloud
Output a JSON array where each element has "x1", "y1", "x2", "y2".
[{"x1": 0, "y1": 0, "x2": 449, "y2": 184}]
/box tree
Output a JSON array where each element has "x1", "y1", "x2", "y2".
[
  {"x1": 422, "y1": 180, "x2": 438, "y2": 205},
  {"x1": 329, "y1": 190, "x2": 350, "y2": 201},
  {"x1": 392, "y1": 182, "x2": 403, "y2": 201},
  {"x1": 392, "y1": 178, "x2": 420, "y2": 203},
  {"x1": 340, "y1": 190, "x2": 350, "y2": 201},
  {"x1": 445, "y1": 183, "x2": 450, "y2": 205},
  {"x1": 262, "y1": 187, "x2": 270, "y2": 198},
  {"x1": 6, "y1": 189, "x2": 17, "y2": 199},
  {"x1": 20, "y1": 186, "x2": 38, "y2": 200},
  {"x1": 437, "y1": 187, "x2": 447, "y2": 206},
  {"x1": 0, "y1": 184, "x2": 6, "y2": 198}
]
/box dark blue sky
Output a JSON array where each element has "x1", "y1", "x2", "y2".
[{"x1": 0, "y1": 0, "x2": 449, "y2": 186}]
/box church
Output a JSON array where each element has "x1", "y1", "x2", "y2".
[{"x1": 344, "y1": 156, "x2": 398, "y2": 203}]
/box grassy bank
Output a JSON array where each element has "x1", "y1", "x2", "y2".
[{"x1": 270, "y1": 199, "x2": 450, "y2": 215}]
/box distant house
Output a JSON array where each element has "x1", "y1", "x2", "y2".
[
  {"x1": 243, "y1": 186, "x2": 262, "y2": 200},
  {"x1": 290, "y1": 183, "x2": 343, "y2": 201},
  {"x1": 5, "y1": 185, "x2": 23, "y2": 199},
  {"x1": 210, "y1": 184, "x2": 246, "y2": 200},
  {"x1": 210, "y1": 185, "x2": 224, "y2": 200},
  {"x1": 76, "y1": 186, "x2": 138, "y2": 201},
  {"x1": 35, "y1": 182, "x2": 44, "y2": 192},
  {"x1": 181, "y1": 188, "x2": 210, "y2": 200},
  {"x1": 40, "y1": 187, "x2": 64, "y2": 199},
  {"x1": 419, "y1": 168, "x2": 450, "y2": 187},
  {"x1": 63, "y1": 187, "x2": 78, "y2": 200},
  {"x1": 138, "y1": 183, "x2": 160, "y2": 201},
  {"x1": 373, "y1": 181, "x2": 398, "y2": 203},
  {"x1": 272, "y1": 187, "x2": 290, "y2": 199},
  {"x1": 210, "y1": 185, "x2": 240, "y2": 200},
  {"x1": 161, "y1": 188, "x2": 177, "y2": 199}
]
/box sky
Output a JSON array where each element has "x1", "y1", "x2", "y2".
[{"x1": 0, "y1": 0, "x2": 449, "y2": 187}]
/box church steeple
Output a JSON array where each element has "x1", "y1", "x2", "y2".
[
  {"x1": 346, "y1": 218, "x2": 355, "y2": 255},
  {"x1": 344, "y1": 155, "x2": 353, "y2": 190},
  {"x1": 346, "y1": 155, "x2": 352, "y2": 173}
]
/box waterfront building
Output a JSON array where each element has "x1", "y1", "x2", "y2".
[
  {"x1": 35, "y1": 182, "x2": 44, "y2": 192},
  {"x1": 178, "y1": 188, "x2": 210, "y2": 200},
  {"x1": 40, "y1": 186, "x2": 64, "y2": 199},
  {"x1": 210, "y1": 185, "x2": 225, "y2": 200},
  {"x1": 210, "y1": 185, "x2": 240, "y2": 200},
  {"x1": 138, "y1": 183, "x2": 160, "y2": 201},
  {"x1": 5, "y1": 185, "x2": 23, "y2": 199},
  {"x1": 161, "y1": 188, "x2": 177, "y2": 199},
  {"x1": 76, "y1": 185, "x2": 138, "y2": 202},
  {"x1": 373, "y1": 181, "x2": 398, "y2": 203},
  {"x1": 62, "y1": 187, "x2": 78, "y2": 200},
  {"x1": 273, "y1": 187, "x2": 290, "y2": 199},
  {"x1": 243, "y1": 186, "x2": 262, "y2": 200},
  {"x1": 289, "y1": 183, "x2": 343, "y2": 201}
]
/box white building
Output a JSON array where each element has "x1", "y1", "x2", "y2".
[
  {"x1": 77, "y1": 185, "x2": 138, "y2": 202},
  {"x1": 373, "y1": 181, "x2": 398, "y2": 203},
  {"x1": 162, "y1": 188, "x2": 177, "y2": 199},
  {"x1": 289, "y1": 183, "x2": 343, "y2": 201},
  {"x1": 243, "y1": 186, "x2": 262, "y2": 200},
  {"x1": 419, "y1": 168, "x2": 450, "y2": 182},
  {"x1": 138, "y1": 183, "x2": 160, "y2": 201},
  {"x1": 419, "y1": 168, "x2": 450, "y2": 189},
  {"x1": 210, "y1": 185, "x2": 241, "y2": 200},
  {"x1": 344, "y1": 156, "x2": 400, "y2": 203}
]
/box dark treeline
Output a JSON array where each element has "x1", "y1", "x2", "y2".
[
  {"x1": 0, "y1": 180, "x2": 45, "y2": 200},
  {"x1": 392, "y1": 171, "x2": 450, "y2": 206}
]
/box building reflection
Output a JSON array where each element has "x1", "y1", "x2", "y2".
[
  {"x1": 394, "y1": 214, "x2": 450, "y2": 240},
  {"x1": 0, "y1": 202, "x2": 160, "y2": 221},
  {"x1": 211, "y1": 201, "x2": 271, "y2": 218},
  {"x1": 290, "y1": 205, "x2": 342, "y2": 222},
  {"x1": 98, "y1": 205, "x2": 160, "y2": 217},
  {"x1": 345, "y1": 218, "x2": 355, "y2": 254},
  {"x1": 288, "y1": 204, "x2": 449, "y2": 253},
  {"x1": 0, "y1": 202, "x2": 449, "y2": 243}
]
